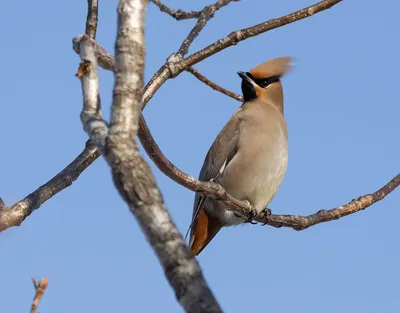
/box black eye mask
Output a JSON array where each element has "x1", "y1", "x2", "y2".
[{"x1": 246, "y1": 72, "x2": 280, "y2": 88}]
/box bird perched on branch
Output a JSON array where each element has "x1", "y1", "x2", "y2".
[{"x1": 187, "y1": 56, "x2": 293, "y2": 255}]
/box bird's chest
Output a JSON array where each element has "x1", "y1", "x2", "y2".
[
  {"x1": 223, "y1": 124, "x2": 288, "y2": 211},
  {"x1": 247, "y1": 138, "x2": 287, "y2": 205}
]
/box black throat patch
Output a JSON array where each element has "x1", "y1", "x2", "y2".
[{"x1": 241, "y1": 72, "x2": 280, "y2": 102}]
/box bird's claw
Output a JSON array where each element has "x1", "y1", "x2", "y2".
[
  {"x1": 261, "y1": 208, "x2": 272, "y2": 226},
  {"x1": 242, "y1": 200, "x2": 258, "y2": 225}
]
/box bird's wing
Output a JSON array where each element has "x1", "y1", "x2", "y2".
[{"x1": 186, "y1": 111, "x2": 242, "y2": 247}]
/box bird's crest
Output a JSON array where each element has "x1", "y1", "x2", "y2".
[{"x1": 249, "y1": 56, "x2": 294, "y2": 80}]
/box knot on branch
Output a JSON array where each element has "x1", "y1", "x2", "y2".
[
  {"x1": 72, "y1": 34, "x2": 86, "y2": 54},
  {"x1": 166, "y1": 53, "x2": 183, "y2": 78},
  {"x1": 230, "y1": 30, "x2": 245, "y2": 45}
]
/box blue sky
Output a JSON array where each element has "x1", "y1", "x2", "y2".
[{"x1": 1, "y1": 0, "x2": 400, "y2": 312}]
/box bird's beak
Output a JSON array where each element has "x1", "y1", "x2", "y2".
[
  {"x1": 237, "y1": 71, "x2": 247, "y2": 80},
  {"x1": 237, "y1": 71, "x2": 255, "y2": 85}
]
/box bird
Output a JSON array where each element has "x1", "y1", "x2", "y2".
[{"x1": 187, "y1": 56, "x2": 293, "y2": 256}]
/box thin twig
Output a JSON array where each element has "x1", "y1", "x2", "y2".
[
  {"x1": 180, "y1": 0, "x2": 343, "y2": 69},
  {"x1": 85, "y1": 0, "x2": 99, "y2": 39},
  {"x1": 31, "y1": 277, "x2": 48, "y2": 313},
  {"x1": 0, "y1": 141, "x2": 100, "y2": 232},
  {"x1": 151, "y1": 0, "x2": 201, "y2": 20},
  {"x1": 187, "y1": 67, "x2": 243, "y2": 102},
  {"x1": 262, "y1": 174, "x2": 400, "y2": 229},
  {"x1": 177, "y1": 0, "x2": 236, "y2": 57}
]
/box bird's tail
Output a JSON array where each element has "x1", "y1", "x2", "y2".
[{"x1": 189, "y1": 208, "x2": 222, "y2": 255}]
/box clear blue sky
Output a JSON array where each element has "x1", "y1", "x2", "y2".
[{"x1": 1, "y1": 0, "x2": 399, "y2": 312}]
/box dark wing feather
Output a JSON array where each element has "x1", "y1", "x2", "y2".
[{"x1": 185, "y1": 112, "x2": 241, "y2": 241}]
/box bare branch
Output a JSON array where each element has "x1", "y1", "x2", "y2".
[
  {"x1": 85, "y1": 0, "x2": 99, "y2": 39},
  {"x1": 109, "y1": 0, "x2": 222, "y2": 310},
  {"x1": 263, "y1": 174, "x2": 400, "y2": 230},
  {"x1": 0, "y1": 3, "x2": 102, "y2": 233},
  {"x1": 177, "y1": 0, "x2": 236, "y2": 57},
  {"x1": 76, "y1": 1, "x2": 223, "y2": 312},
  {"x1": 30, "y1": 277, "x2": 48, "y2": 313},
  {"x1": 151, "y1": 0, "x2": 201, "y2": 20},
  {"x1": 76, "y1": 36, "x2": 109, "y2": 151},
  {"x1": 147, "y1": 0, "x2": 343, "y2": 105},
  {"x1": 178, "y1": 0, "x2": 343, "y2": 73},
  {"x1": 187, "y1": 67, "x2": 243, "y2": 102},
  {"x1": 0, "y1": 141, "x2": 100, "y2": 232}
]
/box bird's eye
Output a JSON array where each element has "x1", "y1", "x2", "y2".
[
  {"x1": 255, "y1": 79, "x2": 270, "y2": 88},
  {"x1": 255, "y1": 76, "x2": 280, "y2": 88}
]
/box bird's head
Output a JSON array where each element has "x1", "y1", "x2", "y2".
[{"x1": 238, "y1": 56, "x2": 294, "y2": 112}]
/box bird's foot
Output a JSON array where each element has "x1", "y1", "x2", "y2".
[
  {"x1": 261, "y1": 208, "x2": 272, "y2": 226},
  {"x1": 234, "y1": 212, "x2": 256, "y2": 224},
  {"x1": 241, "y1": 200, "x2": 258, "y2": 225}
]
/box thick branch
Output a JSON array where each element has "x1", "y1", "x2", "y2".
[
  {"x1": 151, "y1": 0, "x2": 201, "y2": 20},
  {"x1": 77, "y1": 1, "x2": 223, "y2": 312},
  {"x1": 187, "y1": 67, "x2": 243, "y2": 102},
  {"x1": 109, "y1": 1, "x2": 222, "y2": 311},
  {"x1": 85, "y1": 0, "x2": 99, "y2": 39}
]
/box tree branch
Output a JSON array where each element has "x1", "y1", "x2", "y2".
[
  {"x1": 187, "y1": 67, "x2": 243, "y2": 102},
  {"x1": 85, "y1": 0, "x2": 99, "y2": 39},
  {"x1": 30, "y1": 278, "x2": 48, "y2": 313},
  {"x1": 177, "y1": 0, "x2": 237, "y2": 57},
  {"x1": 0, "y1": 0, "x2": 105, "y2": 234},
  {"x1": 0, "y1": 141, "x2": 100, "y2": 232},
  {"x1": 151, "y1": 0, "x2": 201, "y2": 20},
  {"x1": 76, "y1": 37, "x2": 109, "y2": 151},
  {"x1": 263, "y1": 173, "x2": 400, "y2": 230},
  {"x1": 76, "y1": 1, "x2": 223, "y2": 312},
  {"x1": 73, "y1": 35, "x2": 115, "y2": 72},
  {"x1": 178, "y1": 0, "x2": 343, "y2": 72}
]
